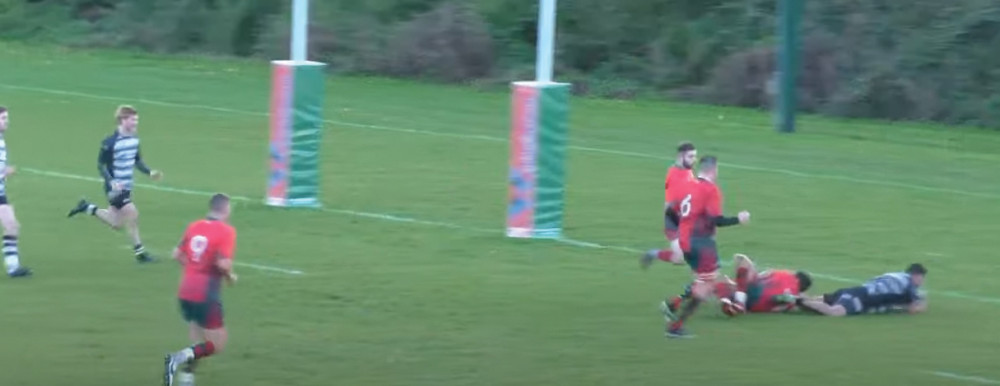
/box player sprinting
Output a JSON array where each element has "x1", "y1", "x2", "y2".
[
  {"x1": 717, "y1": 254, "x2": 812, "y2": 315},
  {"x1": 641, "y1": 141, "x2": 697, "y2": 269},
  {"x1": 0, "y1": 107, "x2": 31, "y2": 278},
  {"x1": 163, "y1": 193, "x2": 238, "y2": 386},
  {"x1": 796, "y1": 264, "x2": 928, "y2": 316},
  {"x1": 662, "y1": 156, "x2": 750, "y2": 338},
  {"x1": 66, "y1": 105, "x2": 163, "y2": 263}
]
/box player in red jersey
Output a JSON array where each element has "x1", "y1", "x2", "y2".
[
  {"x1": 163, "y1": 193, "x2": 238, "y2": 386},
  {"x1": 641, "y1": 141, "x2": 697, "y2": 269},
  {"x1": 717, "y1": 254, "x2": 812, "y2": 315},
  {"x1": 663, "y1": 156, "x2": 750, "y2": 338}
]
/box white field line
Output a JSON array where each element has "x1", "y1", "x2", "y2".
[
  {"x1": 2, "y1": 83, "x2": 998, "y2": 200},
  {"x1": 20, "y1": 167, "x2": 1000, "y2": 305}
]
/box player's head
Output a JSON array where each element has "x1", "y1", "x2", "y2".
[
  {"x1": 795, "y1": 271, "x2": 813, "y2": 292},
  {"x1": 209, "y1": 193, "x2": 232, "y2": 220},
  {"x1": 116, "y1": 105, "x2": 139, "y2": 135},
  {"x1": 906, "y1": 263, "x2": 927, "y2": 286},
  {"x1": 0, "y1": 106, "x2": 8, "y2": 132},
  {"x1": 698, "y1": 155, "x2": 719, "y2": 180},
  {"x1": 676, "y1": 141, "x2": 697, "y2": 169}
]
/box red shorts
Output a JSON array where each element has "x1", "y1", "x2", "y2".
[{"x1": 179, "y1": 299, "x2": 224, "y2": 329}]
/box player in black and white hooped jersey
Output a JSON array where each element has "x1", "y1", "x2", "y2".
[
  {"x1": 796, "y1": 263, "x2": 928, "y2": 316},
  {"x1": 0, "y1": 106, "x2": 32, "y2": 278},
  {"x1": 68, "y1": 105, "x2": 164, "y2": 263}
]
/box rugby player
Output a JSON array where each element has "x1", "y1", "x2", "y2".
[
  {"x1": 67, "y1": 105, "x2": 163, "y2": 263},
  {"x1": 0, "y1": 106, "x2": 31, "y2": 277},
  {"x1": 163, "y1": 193, "x2": 238, "y2": 386},
  {"x1": 797, "y1": 264, "x2": 928, "y2": 316},
  {"x1": 641, "y1": 141, "x2": 697, "y2": 268},
  {"x1": 662, "y1": 156, "x2": 751, "y2": 338},
  {"x1": 717, "y1": 254, "x2": 812, "y2": 315}
]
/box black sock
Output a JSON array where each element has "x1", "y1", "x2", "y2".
[
  {"x1": 86, "y1": 204, "x2": 97, "y2": 215},
  {"x1": 134, "y1": 244, "x2": 146, "y2": 256}
]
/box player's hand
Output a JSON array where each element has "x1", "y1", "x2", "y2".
[
  {"x1": 150, "y1": 170, "x2": 164, "y2": 181},
  {"x1": 111, "y1": 181, "x2": 125, "y2": 191},
  {"x1": 737, "y1": 210, "x2": 751, "y2": 224},
  {"x1": 2, "y1": 166, "x2": 14, "y2": 177},
  {"x1": 226, "y1": 272, "x2": 238, "y2": 285}
]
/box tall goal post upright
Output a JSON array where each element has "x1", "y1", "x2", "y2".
[
  {"x1": 506, "y1": 0, "x2": 572, "y2": 239},
  {"x1": 267, "y1": 0, "x2": 327, "y2": 208}
]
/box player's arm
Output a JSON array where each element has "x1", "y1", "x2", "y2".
[
  {"x1": 173, "y1": 235, "x2": 188, "y2": 265},
  {"x1": 907, "y1": 290, "x2": 928, "y2": 314},
  {"x1": 134, "y1": 147, "x2": 152, "y2": 176},
  {"x1": 215, "y1": 229, "x2": 238, "y2": 284},
  {"x1": 134, "y1": 147, "x2": 163, "y2": 180},
  {"x1": 707, "y1": 187, "x2": 748, "y2": 227},
  {"x1": 97, "y1": 140, "x2": 114, "y2": 184}
]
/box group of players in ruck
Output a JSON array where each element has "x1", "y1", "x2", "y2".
[
  {"x1": 1, "y1": 105, "x2": 236, "y2": 386},
  {"x1": 640, "y1": 142, "x2": 928, "y2": 338}
]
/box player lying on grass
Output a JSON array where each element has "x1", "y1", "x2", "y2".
[
  {"x1": 796, "y1": 263, "x2": 928, "y2": 316},
  {"x1": 714, "y1": 254, "x2": 813, "y2": 315}
]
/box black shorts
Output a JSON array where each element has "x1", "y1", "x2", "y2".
[
  {"x1": 0, "y1": 195, "x2": 7, "y2": 206},
  {"x1": 823, "y1": 286, "x2": 869, "y2": 316},
  {"x1": 104, "y1": 185, "x2": 133, "y2": 210}
]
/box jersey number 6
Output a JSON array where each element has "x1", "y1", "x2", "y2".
[{"x1": 679, "y1": 194, "x2": 693, "y2": 217}]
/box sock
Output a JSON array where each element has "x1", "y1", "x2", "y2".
[
  {"x1": 679, "y1": 283, "x2": 692, "y2": 299},
  {"x1": 183, "y1": 359, "x2": 199, "y2": 373},
  {"x1": 86, "y1": 204, "x2": 97, "y2": 215},
  {"x1": 134, "y1": 244, "x2": 146, "y2": 257},
  {"x1": 189, "y1": 341, "x2": 215, "y2": 360},
  {"x1": 3, "y1": 235, "x2": 19, "y2": 274},
  {"x1": 672, "y1": 298, "x2": 702, "y2": 328},
  {"x1": 655, "y1": 249, "x2": 672, "y2": 262}
]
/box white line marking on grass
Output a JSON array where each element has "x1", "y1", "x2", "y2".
[
  {"x1": 928, "y1": 371, "x2": 1000, "y2": 385},
  {"x1": 121, "y1": 244, "x2": 305, "y2": 275},
  {"x1": 4, "y1": 83, "x2": 999, "y2": 200},
  {"x1": 22, "y1": 167, "x2": 1000, "y2": 305}
]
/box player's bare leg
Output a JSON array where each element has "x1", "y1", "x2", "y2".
[
  {"x1": 118, "y1": 203, "x2": 153, "y2": 262},
  {"x1": 796, "y1": 297, "x2": 846, "y2": 316},
  {"x1": 0, "y1": 205, "x2": 30, "y2": 277}
]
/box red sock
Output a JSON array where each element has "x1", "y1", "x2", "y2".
[
  {"x1": 736, "y1": 267, "x2": 750, "y2": 292},
  {"x1": 656, "y1": 249, "x2": 673, "y2": 262},
  {"x1": 192, "y1": 341, "x2": 216, "y2": 359},
  {"x1": 669, "y1": 320, "x2": 683, "y2": 330}
]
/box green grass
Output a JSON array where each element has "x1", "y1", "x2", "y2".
[{"x1": 1, "y1": 41, "x2": 999, "y2": 385}]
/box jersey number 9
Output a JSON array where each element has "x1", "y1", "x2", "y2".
[{"x1": 189, "y1": 235, "x2": 209, "y2": 263}]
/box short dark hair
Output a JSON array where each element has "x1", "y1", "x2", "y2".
[
  {"x1": 698, "y1": 155, "x2": 718, "y2": 172},
  {"x1": 906, "y1": 263, "x2": 927, "y2": 276},
  {"x1": 796, "y1": 271, "x2": 813, "y2": 292},
  {"x1": 209, "y1": 193, "x2": 230, "y2": 212},
  {"x1": 677, "y1": 141, "x2": 696, "y2": 153},
  {"x1": 0, "y1": 106, "x2": 7, "y2": 114}
]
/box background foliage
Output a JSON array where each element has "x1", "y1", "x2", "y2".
[{"x1": 4, "y1": 0, "x2": 1000, "y2": 128}]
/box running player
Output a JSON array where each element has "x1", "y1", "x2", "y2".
[
  {"x1": 0, "y1": 107, "x2": 31, "y2": 277},
  {"x1": 641, "y1": 141, "x2": 697, "y2": 268},
  {"x1": 664, "y1": 156, "x2": 750, "y2": 338},
  {"x1": 797, "y1": 264, "x2": 928, "y2": 316},
  {"x1": 163, "y1": 193, "x2": 238, "y2": 386},
  {"x1": 717, "y1": 254, "x2": 812, "y2": 315},
  {"x1": 67, "y1": 105, "x2": 163, "y2": 263}
]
